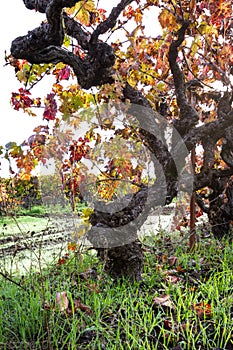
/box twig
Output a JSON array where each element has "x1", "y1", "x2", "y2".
[
  {"x1": 181, "y1": 47, "x2": 213, "y2": 89},
  {"x1": 0, "y1": 270, "x2": 27, "y2": 292}
]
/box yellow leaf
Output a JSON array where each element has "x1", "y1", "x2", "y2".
[
  {"x1": 134, "y1": 8, "x2": 143, "y2": 24},
  {"x1": 68, "y1": 242, "x2": 77, "y2": 251},
  {"x1": 76, "y1": 9, "x2": 90, "y2": 26},
  {"x1": 81, "y1": 207, "x2": 94, "y2": 219},
  {"x1": 158, "y1": 9, "x2": 178, "y2": 31},
  {"x1": 19, "y1": 172, "x2": 32, "y2": 181},
  {"x1": 81, "y1": 0, "x2": 95, "y2": 12},
  {"x1": 67, "y1": 0, "x2": 96, "y2": 26}
]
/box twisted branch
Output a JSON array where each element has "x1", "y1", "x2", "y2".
[
  {"x1": 11, "y1": 0, "x2": 118, "y2": 88},
  {"x1": 91, "y1": 0, "x2": 134, "y2": 44},
  {"x1": 168, "y1": 21, "x2": 199, "y2": 136}
]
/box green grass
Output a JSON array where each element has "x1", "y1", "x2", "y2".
[
  {"x1": 0, "y1": 215, "x2": 50, "y2": 237},
  {"x1": 18, "y1": 203, "x2": 87, "y2": 217},
  {"x1": 0, "y1": 203, "x2": 87, "y2": 237},
  {"x1": 0, "y1": 232, "x2": 233, "y2": 349}
]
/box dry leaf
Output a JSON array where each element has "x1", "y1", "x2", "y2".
[
  {"x1": 166, "y1": 275, "x2": 181, "y2": 284},
  {"x1": 168, "y1": 256, "x2": 178, "y2": 267},
  {"x1": 56, "y1": 292, "x2": 69, "y2": 312},
  {"x1": 74, "y1": 298, "x2": 92, "y2": 315},
  {"x1": 191, "y1": 302, "x2": 212, "y2": 318},
  {"x1": 158, "y1": 9, "x2": 179, "y2": 30},
  {"x1": 153, "y1": 294, "x2": 175, "y2": 309}
]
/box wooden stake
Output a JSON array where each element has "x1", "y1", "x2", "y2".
[{"x1": 189, "y1": 147, "x2": 197, "y2": 250}]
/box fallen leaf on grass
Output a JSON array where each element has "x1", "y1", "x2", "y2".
[
  {"x1": 163, "y1": 319, "x2": 173, "y2": 330},
  {"x1": 176, "y1": 265, "x2": 187, "y2": 273},
  {"x1": 166, "y1": 275, "x2": 181, "y2": 284},
  {"x1": 191, "y1": 301, "x2": 212, "y2": 318},
  {"x1": 162, "y1": 268, "x2": 182, "y2": 284},
  {"x1": 56, "y1": 292, "x2": 91, "y2": 316},
  {"x1": 153, "y1": 294, "x2": 175, "y2": 310},
  {"x1": 73, "y1": 298, "x2": 92, "y2": 315},
  {"x1": 168, "y1": 256, "x2": 178, "y2": 267},
  {"x1": 56, "y1": 292, "x2": 69, "y2": 312}
]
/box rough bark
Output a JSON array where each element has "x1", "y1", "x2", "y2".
[
  {"x1": 168, "y1": 21, "x2": 200, "y2": 137},
  {"x1": 98, "y1": 241, "x2": 144, "y2": 282},
  {"x1": 197, "y1": 177, "x2": 233, "y2": 240}
]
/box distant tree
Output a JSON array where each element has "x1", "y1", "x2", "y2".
[
  {"x1": 0, "y1": 181, "x2": 14, "y2": 215},
  {"x1": 5, "y1": 0, "x2": 233, "y2": 280},
  {"x1": 19, "y1": 176, "x2": 42, "y2": 210},
  {"x1": 0, "y1": 176, "x2": 41, "y2": 213},
  {"x1": 39, "y1": 173, "x2": 67, "y2": 208}
]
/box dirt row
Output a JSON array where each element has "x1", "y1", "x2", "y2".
[{"x1": 0, "y1": 215, "x2": 78, "y2": 258}]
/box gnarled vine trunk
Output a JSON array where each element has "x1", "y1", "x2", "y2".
[
  {"x1": 97, "y1": 241, "x2": 144, "y2": 282},
  {"x1": 86, "y1": 185, "x2": 149, "y2": 281},
  {"x1": 204, "y1": 177, "x2": 233, "y2": 240}
]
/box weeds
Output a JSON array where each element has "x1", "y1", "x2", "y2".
[{"x1": 0, "y1": 229, "x2": 233, "y2": 349}]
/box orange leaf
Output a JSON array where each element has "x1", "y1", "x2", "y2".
[
  {"x1": 57, "y1": 254, "x2": 69, "y2": 265},
  {"x1": 191, "y1": 302, "x2": 212, "y2": 318},
  {"x1": 68, "y1": 242, "x2": 77, "y2": 251},
  {"x1": 158, "y1": 9, "x2": 178, "y2": 31},
  {"x1": 58, "y1": 258, "x2": 67, "y2": 265},
  {"x1": 176, "y1": 265, "x2": 186, "y2": 273}
]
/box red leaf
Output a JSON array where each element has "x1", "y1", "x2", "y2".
[
  {"x1": 57, "y1": 253, "x2": 69, "y2": 265},
  {"x1": 196, "y1": 209, "x2": 203, "y2": 218},
  {"x1": 43, "y1": 93, "x2": 57, "y2": 120},
  {"x1": 59, "y1": 65, "x2": 70, "y2": 81},
  {"x1": 58, "y1": 258, "x2": 67, "y2": 265},
  {"x1": 11, "y1": 88, "x2": 33, "y2": 111}
]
